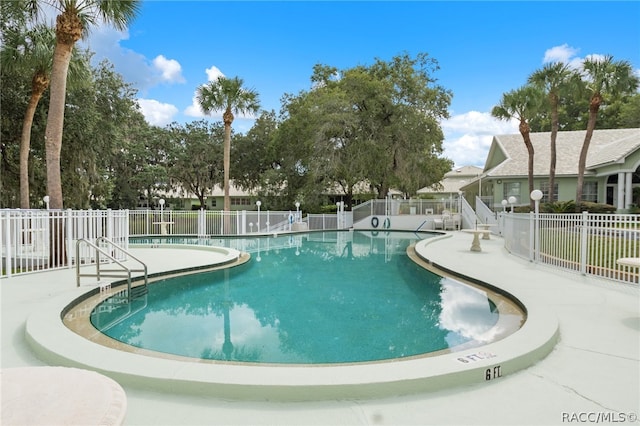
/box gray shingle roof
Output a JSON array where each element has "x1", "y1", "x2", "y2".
[
  {"x1": 417, "y1": 165, "x2": 483, "y2": 194},
  {"x1": 485, "y1": 128, "x2": 640, "y2": 177}
]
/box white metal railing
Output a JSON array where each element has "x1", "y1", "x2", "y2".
[
  {"x1": 500, "y1": 211, "x2": 640, "y2": 285},
  {"x1": 475, "y1": 196, "x2": 499, "y2": 231},
  {"x1": 352, "y1": 198, "x2": 463, "y2": 226},
  {"x1": 76, "y1": 237, "x2": 148, "y2": 302},
  {"x1": 460, "y1": 197, "x2": 477, "y2": 230},
  {"x1": 1, "y1": 209, "x2": 128, "y2": 278},
  {"x1": 128, "y1": 209, "x2": 341, "y2": 237}
]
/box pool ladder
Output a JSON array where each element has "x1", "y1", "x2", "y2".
[{"x1": 76, "y1": 237, "x2": 148, "y2": 303}]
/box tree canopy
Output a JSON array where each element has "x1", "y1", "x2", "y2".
[{"x1": 2, "y1": 8, "x2": 639, "y2": 214}]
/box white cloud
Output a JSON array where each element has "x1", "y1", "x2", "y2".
[
  {"x1": 441, "y1": 111, "x2": 518, "y2": 168},
  {"x1": 152, "y1": 55, "x2": 185, "y2": 84},
  {"x1": 205, "y1": 66, "x2": 225, "y2": 82},
  {"x1": 543, "y1": 44, "x2": 579, "y2": 64},
  {"x1": 137, "y1": 99, "x2": 178, "y2": 127},
  {"x1": 541, "y1": 45, "x2": 626, "y2": 73},
  {"x1": 184, "y1": 66, "x2": 227, "y2": 119},
  {"x1": 82, "y1": 27, "x2": 185, "y2": 94},
  {"x1": 184, "y1": 94, "x2": 207, "y2": 118}
]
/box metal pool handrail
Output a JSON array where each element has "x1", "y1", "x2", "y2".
[{"x1": 76, "y1": 237, "x2": 148, "y2": 302}]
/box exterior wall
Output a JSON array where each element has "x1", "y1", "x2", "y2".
[
  {"x1": 481, "y1": 175, "x2": 609, "y2": 209},
  {"x1": 170, "y1": 196, "x2": 258, "y2": 211}
]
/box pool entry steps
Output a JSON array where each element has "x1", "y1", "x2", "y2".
[{"x1": 76, "y1": 237, "x2": 148, "y2": 302}]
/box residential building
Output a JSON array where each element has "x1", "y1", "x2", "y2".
[
  {"x1": 417, "y1": 165, "x2": 483, "y2": 199},
  {"x1": 460, "y1": 128, "x2": 640, "y2": 211}
]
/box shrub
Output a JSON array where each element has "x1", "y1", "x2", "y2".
[
  {"x1": 539, "y1": 200, "x2": 616, "y2": 213},
  {"x1": 578, "y1": 201, "x2": 616, "y2": 213},
  {"x1": 542, "y1": 200, "x2": 576, "y2": 213}
]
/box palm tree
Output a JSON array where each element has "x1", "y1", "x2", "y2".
[
  {"x1": 1, "y1": 25, "x2": 53, "y2": 209},
  {"x1": 575, "y1": 55, "x2": 639, "y2": 208},
  {"x1": 492, "y1": 85, "x2": 544, "y2": 210},
  {"x1": 36, "y1": 0, "x2": 140, "y2": 210},
  {"x1": 197, "y1": 76, "x2": 260, "y2": 212},
  {"x1": 1, "y1": 24, "x2": 90, "y2": 208},
  {"x1": 528, "y1": 62, "x2": 576, "y2": 204}
]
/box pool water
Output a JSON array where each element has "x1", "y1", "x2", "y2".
[{"x1": 91, "y1": 231, "x2": 512, "y2": 364}]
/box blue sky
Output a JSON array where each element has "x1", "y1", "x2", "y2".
[{"x1": 79, "y1": 1, "x2": 640, "y2": 168}]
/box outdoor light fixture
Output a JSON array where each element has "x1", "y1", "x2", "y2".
[
  {"x1": 501, "y1": 199, "x2": 508, "y2": 212},
  {"x1": 43, "y1": 195, "x2": 50, "y2": 210},
  {"x1": 530, "y1": 190, "x2": 543, "y2": 214},
  {"x1": 159, "y1": 198, "x2": 165, "y2": 221},
  {"x1": 530, "y1": 189, "x2": 543, "y2": 263},
  {"x1": 295, "y1": 202, "x2": 300, "y2": 222},
  {"x1": 256, "y1": 200, "x2": 261, "y2": 232},
  {"x1": 508, "y1": 196, "x2": 517, "y2": 213}
]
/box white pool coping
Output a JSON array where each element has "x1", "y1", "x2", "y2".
[
  {"x1": 24, "y1": 236, "x2": 559, "y2": 401},
  {"x1": 4, "y1": 231, "x2": 639, "y2": 424}
]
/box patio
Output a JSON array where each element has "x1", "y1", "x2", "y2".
[{"x1": 2, "y1": 232, "x2": 638, "y2": 425}]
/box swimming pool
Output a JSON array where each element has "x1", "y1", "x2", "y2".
[{"x1": 90, "y1": 231, "x2": 524, "y2": 364}]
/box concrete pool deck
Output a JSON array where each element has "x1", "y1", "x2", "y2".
[{"x1": 2, "y1": 232, "x2": 639, "y2": 425}]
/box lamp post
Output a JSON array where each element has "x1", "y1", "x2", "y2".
[
  {"x1": 295, "y1": 202, "x2": 300, "y2": 222},
  {"x1": 530, "y1": 190, "x2": 543, "y2": 263},
  {"x1": 256, "y1": 200, "x2": 261, "y2": 232},
  {"x1": 43, "y1": 195, "x2": 50, "y2": 210},
  {"x1": 501, "y1": 199, "x2": 508, "y2": 212},
  {"x1": 159, "y1": 198, "x2": 165, "y2": 222},
  {"x1": 508, "y1": 196, "x2": 516, "y2": 213}
]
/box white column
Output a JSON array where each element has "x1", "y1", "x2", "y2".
[
  {"x1": 617, "y1": 172, "x2": 625, "y2": 210},
  {"x1": 625, "y1": 172, "x2": 633, "y2": 209}
]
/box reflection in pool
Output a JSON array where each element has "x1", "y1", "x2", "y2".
[{"x1": 92, "y1": 231, "x2": 524, "y2": 364}]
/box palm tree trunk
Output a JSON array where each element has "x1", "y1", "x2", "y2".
[
  {"x1": 222, "y1": 110, "x2": 233, "y2": 234},
  {"x1": 519, "y1": 120, "x2": 535, "y2": 210},
  {"x1": 20, "y1": 77, "x2": 47, "y2": 209},
  {"x1": 549, "y1": 95, "x2": 559, "y2": 203},
  {"x1": 576, "y1": 96, "x2": 601, "y2": 211},
  {"x1": 45, "y1": 38, "x2": 73, "y2": 267},
  {"x1": 44, "y1": 40, "x2": 73, "y2": 210},
  {"x1": 223, "y1": 122, "x2": 231, "y2": 212},
  {"x1": 525, "y1": 139, "x2": 535, "y2": 210}
]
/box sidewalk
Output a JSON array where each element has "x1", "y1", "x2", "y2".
[{"x1": 2, "y1": 233, "x2": 638, "y2": 425}]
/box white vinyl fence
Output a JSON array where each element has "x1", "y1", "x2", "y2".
[
  {"x1": 1, "y1": 209, "x2": 128, "y2": 278},
  {"x1": 128, "y1": 209, "x2": 324, "y2": 237},
  {"x1": 501, "y1": 211, "x2": 640, "y2": 285}
]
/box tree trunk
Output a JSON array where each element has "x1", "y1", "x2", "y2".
[
  {"x1": 549, "y1": 94, "x2": 558, "y2": 203},
  {"x1": 222, "y1": 110, "x2": 234, "y2": 234},
  {"x1": 576, "y1": 95, "x2": 601, "y2": 211},
  {"x1": 20, "y1": 73, "x2": 48, "y2": 209},
  {"x1": 519, "y1": 120, "x2": 535, "y2": 210},
  {"x1": 44, "y1": 10, "x2": 82, "y2": 266},
  {"x1": 222, "y1": 110, "x2": 233, "y2": 212},
  {"x1": 44, "y1": 40, "x2": 73, "y2": 210}
]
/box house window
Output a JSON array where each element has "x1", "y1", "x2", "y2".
[
  {"x1": 503, "y1": 182, "x2": 521, "y2": 203},
  {"x1": 231, "y1": 198, "x2": 251, "y2": 206},
  {"x1": 582, "y1": 182, "x2": 598, "y2": 202},
  {"x1": 540, "y1": 182, "x2": 559, "y2": 203}
]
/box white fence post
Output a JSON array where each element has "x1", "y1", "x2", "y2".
[
  {"x1": 529, "y1": 211, "x2": 535, "y2": 262},
  {"x1": 580, "y1": 211, "x2": 588, "y2": 275},
  {"x1": 107, "y1": 209, "x2": 113, "y2": 242},
  {"x1": 3, "y1": 211, "x2": 12, "y2": 278},
  {"x1": 66, "y1": 209, "x2": 73, "y2": 269},
  {"x1": 198, "y1": 208, "x2": 205, "y2": 237}
]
